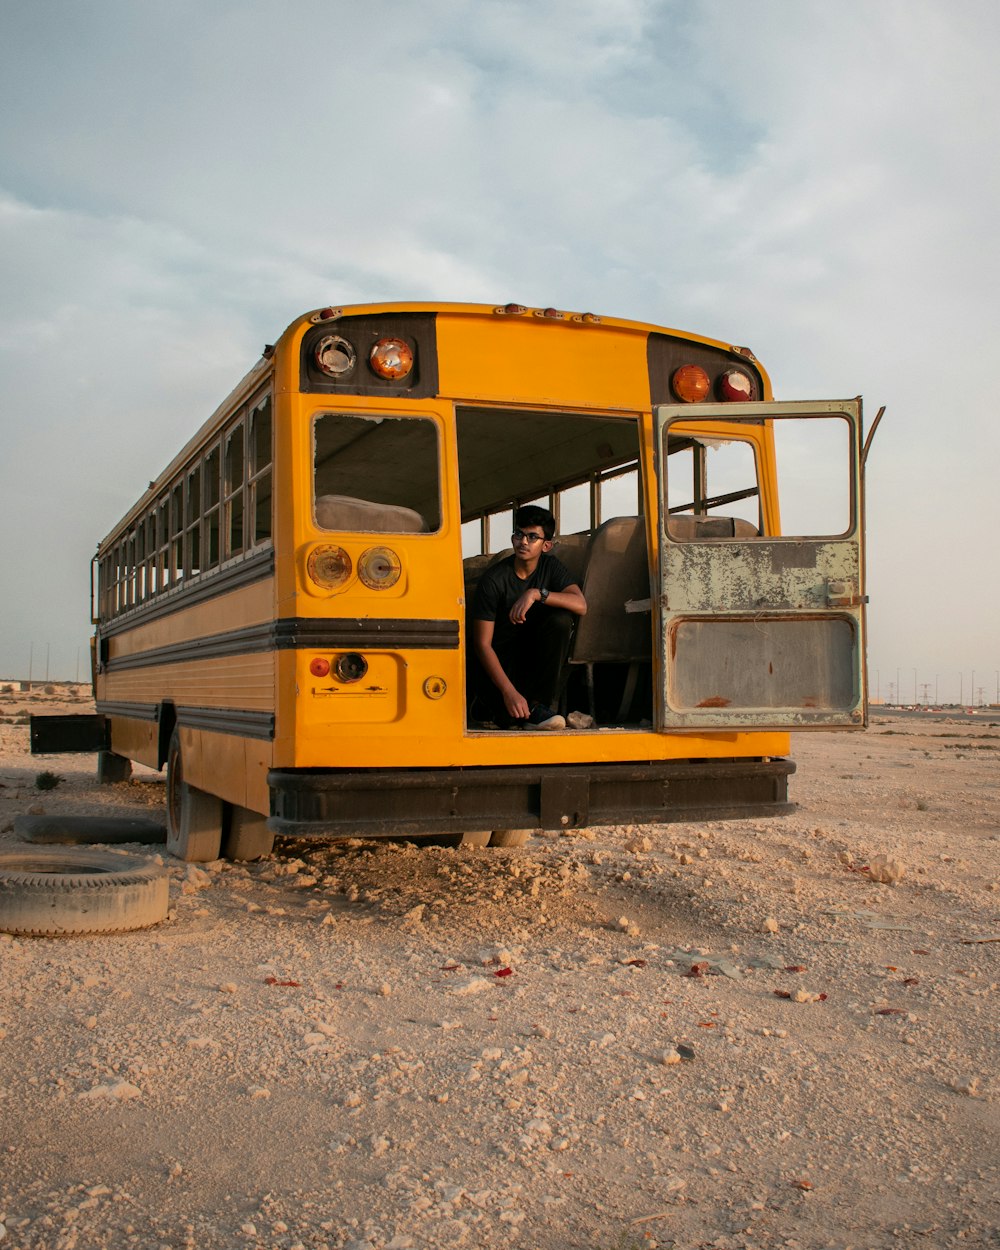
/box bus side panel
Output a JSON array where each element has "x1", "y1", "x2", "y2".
[
  {"x1": 182, "y1": 726, "x2": 272, "y2": 816},
  {"x1": 107, "y1": 713, "x2": 159, "y2": 770}
]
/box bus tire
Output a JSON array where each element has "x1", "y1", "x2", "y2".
[
  {"x1": 459, "y1": 831, "x2": 491, "y2": 848},
  {"x1": 165, "y1": 730, "x2": 223, "y2": 862},
  {"x1": 488, "y1": 829, "x2": 532, "y2": 848},
  {"x1": 0, "y1": 846, "x2": 169, "y2": 937},
  {"x1": 224, "y1": 806, "x2": 275, "y2": 862}
]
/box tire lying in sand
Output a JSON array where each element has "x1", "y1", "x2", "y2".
[
  {"x1": 0, "y1": 846, "x2": 170, "y2": 937},
  {"x1": 13, "y1": 815, "x2": 167, "y2": 845}
]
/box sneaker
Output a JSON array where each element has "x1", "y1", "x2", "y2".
[{"x1": 525, "y1": 704, "x2": 566, "y2": 730}]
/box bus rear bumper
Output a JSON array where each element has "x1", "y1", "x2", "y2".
[{"x1": 267, "y1": 758, "x2": 795, "y2": 839}]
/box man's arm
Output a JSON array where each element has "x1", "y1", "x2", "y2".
[
  {"x1": 508, "y1": 583, "x2": 587, "y2": 625},
  {"x1": 472, "y1": 618, "x2": 532, "y2": 721}
]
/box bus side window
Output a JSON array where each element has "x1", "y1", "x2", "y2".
[
  {"x1": 249, "y1": 394, "x2": 272, "y2": 545},
  {"x1": 204, "y1": 445, "x2": 221, "y2": 569},
  {"x1": 225, "y1": 423, "x2": 245, "y2": 558}
]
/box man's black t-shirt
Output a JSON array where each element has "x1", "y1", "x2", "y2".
[{"x1": 471, "y1": 553, "x2": 576, "y2": 652}]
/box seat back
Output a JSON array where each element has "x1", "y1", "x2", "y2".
[
  {"x1": 570, "y1": 516, "x2": 652, "y2": 664},
  {"x1": 667, "y1": 513, "x2": 758, "y2": 540},
  {"x1": 315, "y1": 494, "x2": 426, "y2": 533}
]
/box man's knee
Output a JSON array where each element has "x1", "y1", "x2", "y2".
[{"x1": 542, "y1": 607, "x2": 575, "y2": 639}]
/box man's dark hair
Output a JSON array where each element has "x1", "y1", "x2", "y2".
[{"x1": 514, "y1": 504, "x2": 556, "y2": 541}]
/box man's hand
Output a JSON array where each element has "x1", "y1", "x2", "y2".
[
  {"x1": 502, "y1": 686, "x2": 531, "y2": 721},
  {"x1": 508, "y1": 589, "x2": 540, "y2": 624}
]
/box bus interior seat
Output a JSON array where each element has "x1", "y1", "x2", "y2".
[
  {"x1": 568, "y1": 516, "x2": 652, "y2": 723},
  {"x1": 667, "y1": 513, "x2": 759, "y2": 539},
  {"x1": 315, "y1": 494, "x2": 426, "y2": 533}
]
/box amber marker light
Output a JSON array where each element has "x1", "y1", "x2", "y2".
[
  {"x1": 671, "y1": 364, "x2": 711, "y2": 403},
  {"x1": 718, "y1": 368, "x2": 754, "y2": 401},
  {"x1": 369, "y1": 338, "x2": 413, "y2": 380},
  {"x1": 314, "y1": 335, "x2": 356, "y2": 377},
  {"x1": 309, "y1": 657, "x2": 331, "y2": 677},
  {"x1": 358, "y1": 546, "x2": 401, "y2": 590},
  {"x1": 306, "y1": 544, "x2": 352, "y2": 591}
]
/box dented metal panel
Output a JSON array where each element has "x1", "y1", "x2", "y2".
[{"x1": 654, "y1": 399, "x2": 866, "y2": 731}]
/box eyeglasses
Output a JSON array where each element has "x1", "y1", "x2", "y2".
[{"x1": 512, "y1": 529, "x2": 546, "y2": 544}]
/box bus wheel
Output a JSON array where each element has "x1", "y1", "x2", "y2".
[
  {"x1": 165, "y1": 730, "x2": 223, "y2": 862},
  {"x1": 0, "y1": 846, "x2": 169, "y2": 936},
  {"x1": 224, "y1": 807, "x2": 275, "y2": 862},
  {"x1": 459, "y1": 831, "x2": 491, "y2": 848},
  {"x1": 488, "y1": 829, "x2": 532, "y2": 848}
]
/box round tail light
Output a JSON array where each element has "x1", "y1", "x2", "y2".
[
  {"x1": 314, "y1": 335, "x2": 356, "y2": 377},
  {"x1": 306, "y1": 544, "x2": 352, "y2": 591},
  {"x1": 718, "y1": 368, "x2": 754, "y2": 401},
  {"x1": 369, "y1": 338, "x2": 413, "y2": 380},
  {"x1": 358, "y1": 546, "x2": 401, "y2": 590},
  {"x1": 671, "y1": 365, "x2": 711, "y2": 403}
]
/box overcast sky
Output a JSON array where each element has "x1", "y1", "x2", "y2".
[{"x1": 1, "y1": 0, "x2": 997, "y2": 704}]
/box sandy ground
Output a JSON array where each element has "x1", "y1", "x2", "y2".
[{"x1": 0, "y1": 687, "x2": 997, "y2": 1250}]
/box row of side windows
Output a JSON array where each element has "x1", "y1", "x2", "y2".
[{"x1": 98, "y1": 392, "x2": 272, "y2": 619}]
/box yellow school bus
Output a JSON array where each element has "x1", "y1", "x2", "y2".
[{"x1": 74, "y1": 301, "x2": 870, "y2": 860}]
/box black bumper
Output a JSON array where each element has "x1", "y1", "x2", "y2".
[{"x1": 267, "y1": 758, "x2": 795, "y2": 839}]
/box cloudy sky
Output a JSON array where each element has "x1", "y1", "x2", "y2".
[{"x1": 1, "y1": 0, "x2": 997, "y2": 705}]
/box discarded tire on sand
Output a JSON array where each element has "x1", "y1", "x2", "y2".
[
  {"x1": 0, "y1": 846, "x2": 169, "y2": 937},
  {"x1": 13, "y1": 814, "x2": 167, "y2": 845}
]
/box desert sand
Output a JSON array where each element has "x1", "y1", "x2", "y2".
[{"x1": 0, "y1": 686, "x2": 997, "y2": 1250}]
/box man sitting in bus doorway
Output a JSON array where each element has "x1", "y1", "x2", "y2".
[{"x1": 469, "y1": 505, "x2": 587, "y2": 730}]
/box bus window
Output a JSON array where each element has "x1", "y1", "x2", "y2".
[
  {"x1": 185, "y1": 465, "x2": 202, "y2": 576},
  {"x1": 225, "y1": 423, "x2": 245, "y2": 558},
  {"x1": 773, "y1": 415, "x2": 851, "y2": 537},
  {"x1": 666, "y1": 436, "x2": 761, "y2": 537},
  {"x1": 204, "y1": 444, "x2": 221, "y2": 569},
  {"x1": 599, "y1": 464, "x2": 641, "y2": 523},
  {"x1": 556, "y1": 481, "x2": 590, "y2": 534},
  {"x1": 461, "y1": 518, "x2": 482, "y2": 558},
  {"x1": 171, "y1": 481, "x2": 185, "y2": 583},
  {"x1": 249, "y1": 394, "x2": 272, "y2": 545},
  {"x1": 486, "y1": 508, "x2": 513, "y2": 553},
  {"x1": 313, "y1": 412, "x2": 440, "y2": 533}
]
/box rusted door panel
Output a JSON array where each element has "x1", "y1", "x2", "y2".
[
  {"x1": 654, "y1": 400, "x2": 866, "y2": 731},
  {"x1": 661, "y1": 541, "x2": 861, "y2": 612}
]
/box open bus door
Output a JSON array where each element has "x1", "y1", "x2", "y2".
[{"x1": 654, "y1": 398, "x2": 867, "y2": 731}]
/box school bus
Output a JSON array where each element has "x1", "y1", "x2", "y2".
[{"x1": 42, "y1": 302, "x2": 873, "y2": 860}]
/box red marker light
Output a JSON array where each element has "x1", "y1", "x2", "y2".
[{"x1": 309, "y1": 657, "x2": 330, "y2": 677}]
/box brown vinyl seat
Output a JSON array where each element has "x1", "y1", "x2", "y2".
[
  {"x1": 315, "y1": 494, "x2": 426, "y2": 533},
  {"x1": 568, "y1": 517, "x2": 652, "y2": 721}
]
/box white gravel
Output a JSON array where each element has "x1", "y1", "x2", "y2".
[{"x1": 1, "y1": 687, "x2": 998, "y2": 1249}]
